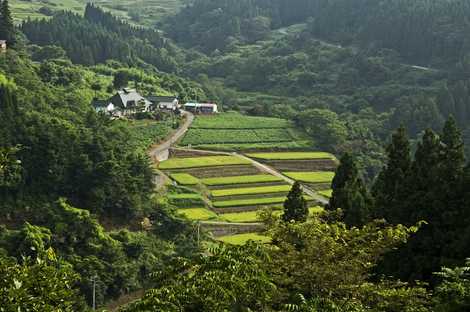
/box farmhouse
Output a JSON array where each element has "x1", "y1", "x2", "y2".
[
  {"x1": 184, "y1": 102, "x2": 218, "y2": 114},
  {"x1": 0, "y1": 40, "x2": 6, "y2": 52},
  {"x1": 148, "y1": 95, "x2": 179, "y2": 111},
  {"x1": 109, "y1": 88, "x2": 153, "y2": 116}
]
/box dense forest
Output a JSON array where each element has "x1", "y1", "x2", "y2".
[
  {"x1": 3, "y1": 0, "x2": 470, "y2": 310},
  {"x1": 169, "y1": 0, "x2": 470, "y2": 67}
]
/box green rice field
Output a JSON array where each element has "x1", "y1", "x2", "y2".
[
  {"x1": 211, "y1": 185, "x2": 291, "y2": 197},
  {"x1": 181, "y1": 112, "x2": 312, "y2": 150},
  {"x1": 191, "y1": 112, "x2": 291, "y2": 129},
  {"x1": 213, "y1": 196, "x2": 288, "y2": 208},
  {"x1": 213, "y1": 195, "x2": 313, "y2": 208},
  {"x1": 159, "y1": 156, "x2": 250, "y2": 170},
  {"x1": 221, "y1": 210, "x2": 282, "y2": 223},
  {"x1": 202, "y1": 174, "x2": 283, "y2": 186},
  {"x1": 169, "y1": 173, "x2": 199, "y2": 185},
  {"x1": 284, "y1": 171, "x2": 335, "y2": 183},
  {"x1": 177, "y1": 208, "x2": 217, "y2": 221},
  {"x1": 181, "y1": 128, "x2": 296, "y2": 145},
  {"x1": 221, "y1": 206, "x2": 324, "y2": 223},
  {"x1": 318, "y1": 189, "x2": 333, "y2": 198},
  {"x1": 218, "y1": 233, "x2": 271, "y2": 245},
  {"x1": 246, "y1": 152, "x2": 336, "y2": 160}
]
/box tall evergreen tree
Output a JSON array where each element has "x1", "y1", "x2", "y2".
[
  {"x1": 372, "y1": 125, "x2": 412, "y2": 223},
  {"x1": 282, "y1": 182, "x2": 308, "y2": 222},
  {"x1": 440, "y1": 116, "x2": 465, "y2": 183},
  {"x1": 0, "y1": 0, "x2": 15, "y2": 44},
  {"x1": 329, "y1": 153, "x2": 373, "y2": 226}
]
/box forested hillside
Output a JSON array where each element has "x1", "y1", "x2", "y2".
[
  {"x1": 170, "y1": 0, "x2": 470, "y2": 67},
  {"x1": 22, "y1": 4, "x2": 179, "y2": 71}
]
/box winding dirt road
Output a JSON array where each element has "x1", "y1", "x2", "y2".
[{"x1": 148, "y1": 111, "x2": 194, "y2": 162}]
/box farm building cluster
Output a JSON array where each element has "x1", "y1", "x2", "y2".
[{"x1": 92, "y1": 88, "x2": 218, "y2": 117}]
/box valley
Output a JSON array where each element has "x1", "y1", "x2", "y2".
[{"x1": 155, "y1": 111, "x2": 334, "y2": 243}]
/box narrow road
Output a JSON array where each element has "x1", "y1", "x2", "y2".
[
  {"x1": 148, "y1": 111, "x2": 194, "y2": 162},
  {"x1": 172, "y1": 147, "x2": 330, "y2": 205}
]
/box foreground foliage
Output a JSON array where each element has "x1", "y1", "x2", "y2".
[{"x1": 123, "y1": 216, "x2": 431, "y2": 311}]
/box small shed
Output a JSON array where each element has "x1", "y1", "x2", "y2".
[{"x1": 184, "y1": 102, "x2": 218, "y2": 114}]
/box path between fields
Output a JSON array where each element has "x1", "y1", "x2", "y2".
[
  {"x1": 171, "y1": 147, "x2": 330, "y2": 205},
  {"x1": 148, "y1": 111, "x2": 194, "y2": 190},
  {"x1": 148, "y1": 111, "x2": 194, "y2": 162}
]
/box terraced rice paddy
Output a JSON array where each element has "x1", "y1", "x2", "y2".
[
  {"x1": 318, "y1": 189, "x2": 333, "y2": 198},
  {"x1": 218, "y1": 233, "x2": 271, "y2": 245},
  {"x1": 284, "y1": 171, "x2": 335, "y2": 183},
  {"x1": 202, "y1": 174, "x2": 283, "y2": 186},
  {"x1": 180, "y1": 112, "x2": 312, "y2": 150},
  {"x1": 211, "y1": 185, "x2": 291, "y2": 197},
  {"x1": 169, "y1": 173, "x2": 199, "y2": 185},
  {"x1": 213, "y1": 196, "x2": 289, "y2": 208},
  {"x1": 191, "y1": 112, "x2": 291, "y2": 129},
  {"x1": 247, "y1": 152, "x2": 336, "y2": 160},
  {"x1": 177, "y1": 208, "x2": 217, "y2": 221},
  {"x1": 159, "y1": 156, "x2": 250, "y2": 170},
  {"x1": 168, "y1": 193, "x2": 205, "y2": 207}
]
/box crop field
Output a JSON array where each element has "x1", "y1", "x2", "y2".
[
  {"x1": 180, "y1": 128, "x2": 295, "y2": 145},
  {"x1": 168, "y1": 193, "x2": 205, "y2": 207},
  {"x1": 180, "y1": 165, "x2": 261, "y2": 178},
  {"x1": 218, "y1": 233, "x2": 271, "y2": 245},
  {"x1": 159, "y1": 156, "x2": 250, "y2": 170},
  {"x1": 213, "y1": 196, "x2": 288, "y2": 208},
  {"x1": 220, "y1": 210, "x2": 282, "y2": 223},
  {"x1": 202, "y1": 174, "x2": 283, "y2": 186},
  {"x1": 213, "y1": 196, "x2": 313, "y2": 208},
  {"x1": 177, "y1": 208, "x2": 217, "y2": 221},
  {"x1": 247, "y1": 152, "x2": 336, "y2": 160},
  {"x1": 191, "y1": 112, "x2": 291, "y2": 129},
  {"x1": 318, "y1": 189, "x2": 333, "y2": 198},
  {"x1": 180, "y1": 112, "x2": 312, "y2": 150},
  {"x1": 211, "y1": 185, "x2": 291, "y2": 197},
  {"x1": 188, "y1": 141, "x2": 313, "y2": 151},
  {"x1": 169, "y1": 173, "x2": 199, "y2": 185},
  {"x1": 125, "y1": 119, "x2": 174, "y2": 153},
  {"x1": 11, "y1": 0, "x2": 183, "y2": 25},
  {"x1": 284, "y1": 171, "x2": 335, "y2": 183},
  {"x1": 309, "y1": 206, "x2": 324, "y2": 214}
]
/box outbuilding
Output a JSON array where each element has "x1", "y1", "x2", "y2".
[{"x1": 184, "y1": 102, "x2": 218, "y2": 114}]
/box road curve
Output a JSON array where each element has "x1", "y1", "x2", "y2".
[{"x1": 148, "y1": 111, "x2": 194, "y2": 162}]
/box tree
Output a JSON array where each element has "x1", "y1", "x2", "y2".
[
  {"x1": 0, "y1": 0, "x2": 15, "y2": 44},
  {"x1": 91, "y1": 81, "x2": 102, "y2": 99},
  {"x1": 123, "y1": 243, "x2": 275, "y2": 311},
  {"x1": 0, "y1": 250, "x2": 84, "y2": 310},
  {"x1": 329, "y1": 153, "x2": 373, "y2": 226},
  {"x1": 282, "y1": 182, "x2": 308, "y2": 222},
  {"x1": 440, "y1": 116, "x2": 465, "y2": 185},
  {"x1": 295, "y1": 109, "x2": 347, "y2": 150},
  {"x1": 113, "y1": 70, "x2": 130, "y2": 89},
  {"x1": 373, "y1": 125, "x2": 412, "y2": 223},
  {"x1": 433, "y1": 260, "x2": 470, "y2": 312}
]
